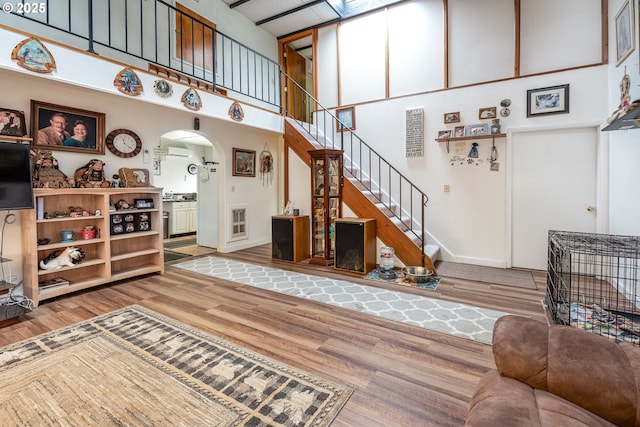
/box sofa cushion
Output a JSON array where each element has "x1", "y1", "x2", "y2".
[{"x1": 466, "y1": 371, "x2": 617, "y2": 427}]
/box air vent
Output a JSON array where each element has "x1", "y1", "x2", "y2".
[{"x1": 167, "y1": 147, "x2": 192, "y2": 157}]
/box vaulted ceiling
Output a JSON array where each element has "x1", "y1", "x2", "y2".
[{"x1": 220, "y1": 0, "x2": 404, "y2": 39}]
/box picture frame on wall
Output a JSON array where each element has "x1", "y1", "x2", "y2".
[
  {"x1": 444, "y1": 112, "x2": 460, "y2": 124},
  {"x1": 526, "y1": 84, "x2": 570, "y2": 117},
  {"x1": 478, "y1": 107, "x2": 497, "y2": 120},
  {"x1": 615, "y1": 0, "x2": 635, "y2": 66},
  {"x1": 438, "y1": 130, "x2": 453, "y2": 139},
  {"x1": 336, "y1": 106, "x2": 355, "y2": 131},
  {"x1": 232, "y1": 148, "x2": 256, "y2": 177},
  {"x1": 454, "y1": 125, "x2": 465, "y2": 137},
  {"x1": 30, "y1": 100, "x2": 105, "y2": 154},
  {"x1": 0, "y1": 108, "x2": 27, "y2": 137}
]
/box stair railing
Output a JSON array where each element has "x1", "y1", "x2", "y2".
[
  {"x1": 6, "y1": 0, "x2": 281, "y2": 110},
  {"x1": 283, "y1": 73, "x2": 431, "y2": 265}
]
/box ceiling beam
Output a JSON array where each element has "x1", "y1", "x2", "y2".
[
  {"x1": 228, "y1": 0, "x2": 251, "y2": 8},
  {"x1": 255, "y1": 0, "x2": 328, "y2": 26}
]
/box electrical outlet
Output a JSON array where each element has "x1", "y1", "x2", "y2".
[{"x1": 443, "y1": 184, "x2": 450, "y2": 193}]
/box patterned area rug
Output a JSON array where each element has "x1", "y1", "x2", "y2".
[
  {"x1": 0, "y1": 305, "x2": 352, "y2": 426},
  {"x1": 175, "y1": 256, "x2": 510, "y2": 344}
]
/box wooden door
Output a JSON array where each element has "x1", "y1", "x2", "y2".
[
  {"x1": 176, "y1": 3, "x2": 215, "y2": 73},
  {"x1": 285, "y1": 45, "x2": 309, "y2": 122}
]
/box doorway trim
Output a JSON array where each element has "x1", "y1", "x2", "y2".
[{"x1": 505, "y1": 121, "x2": 609, "y2": 268}]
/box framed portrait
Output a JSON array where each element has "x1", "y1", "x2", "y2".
[
  {"x1": 336, "y1": 106, "x2": 355, "y2": 131},
  {"x1": 232, "y1": 148, "x2": 256, "y2": 177},
  {"x1": 438, "y1": 130, "x2": 453, "y2": 139},
  {"x1": 466, "y1": 123, "x2": 489, "y2": 136},
  {"x1": 479, "y1": 107, "x2": 497, "y2": 120},
  {"x1": 454, "y1": 125, "x2": 465, "y2": 138},
  {"x1": 0, "y1": 108, "x2": 27, "y2": 137},
  {"x1": 31, "y1": 100, "x2": 105, "y2": 154},
  {"x1": 526, "y1": 84, "x2": 570, "y2": 117},
  {"x1": 444, "y1": 112, "x2": 460, "y2": 124},
  {"x1": 615, "y1": 0, "x2": 635, "y2": 66}
]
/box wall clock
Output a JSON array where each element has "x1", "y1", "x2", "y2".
[
  {"x1": 187, "y1": 163, "x2": 198, "y2": 175},
  {"x1": 106, "y1": 129, "x2": 142, "y2": 158}
]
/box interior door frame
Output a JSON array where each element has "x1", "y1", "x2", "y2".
[
  {"x1": 505, "y1": 122, "x2": 609, "y2": 268},
  {"x1": 278, "y1": 30, "x2": 316, "y2": 114}
]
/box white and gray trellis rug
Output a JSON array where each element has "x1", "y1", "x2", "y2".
[{"x1": 175, "y1": 256, "x2": 511, "y2": 344}]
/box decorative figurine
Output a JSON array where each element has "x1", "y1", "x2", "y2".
[
  {"x1": 74, "y1": 159, "x2": 110, "y2": 188},
  {"x1": 32, "y1": 151, "x2": 75, "y2": 188}
]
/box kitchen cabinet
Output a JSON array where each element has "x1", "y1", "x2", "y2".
[{"x1": 165, "y1": 201, "x2": 197, "y2": 236}]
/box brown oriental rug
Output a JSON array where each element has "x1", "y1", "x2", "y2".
[{"x1": 0, "y1": 305, "x2": 352, "y2": 426}]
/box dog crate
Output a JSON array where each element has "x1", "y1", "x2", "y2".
[{"x1": 546, "y1": 230, "x2": 640, "y2": 344}]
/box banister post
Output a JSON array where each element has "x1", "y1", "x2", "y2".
[{"x1": 87, "y1": 0, "x2": 95, "y2": 53}]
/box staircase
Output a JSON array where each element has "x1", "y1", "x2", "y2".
[{"x1": 284, "y1": 118, "x2": 439, "y2": 272}]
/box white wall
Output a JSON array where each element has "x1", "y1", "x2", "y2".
[{"x1": 300, "y1": 0, "x2": 609, "y2": 267}]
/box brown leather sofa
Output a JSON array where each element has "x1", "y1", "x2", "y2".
[{"x1": 465, "y1": 315, "x2": 640, "y2": 427}]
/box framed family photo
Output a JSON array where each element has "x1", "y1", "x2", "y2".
[
  {"x1": 615, "y1": 0, "x2": 635, "y2": 66},
  {"x1": 526, "y1": 84, "x2": 570, "y2": 117},
  {"x1": 466, "y1": 123, "x2": 489, "y2": 136},
  {"x1": 232, "y1": 148, "x2": 256, "y2": 177},
  {"x1": 336, "y1": 106, "x2": 355, "y2": 131},
  {"x1": 0, "y1": 108, "x2": 27, "y2": 137},
  {"x1": 479, "y1": 107, "x2": 497, "y2": 120},
  {"x1": 444, "y1": 112, "x2": 460, "y2": 124},
  {"x1": 31, "y1": 100, "x2": 105, "y2": 154}
]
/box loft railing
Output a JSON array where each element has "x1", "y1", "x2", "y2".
[
  {"x1": 6, "y1": 0, "x2": 281, "y2": 111},
  {"x1": 283, "y1": 73, "x2": 430, "y2": 264}
]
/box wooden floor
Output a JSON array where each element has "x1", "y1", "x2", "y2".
[{"x1": 1, "y1": 244, "x2": 547, "y2": 427}]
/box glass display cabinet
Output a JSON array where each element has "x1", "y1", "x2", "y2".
[{"x1": 309, "y1": 149, "x2": 343, "y2": 265}]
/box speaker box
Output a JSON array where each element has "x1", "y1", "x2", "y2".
[
  {"x1": 334, "y1": 218, "x2": 376, "y2": 273},
  {"x1": 272, "y1": 215, "x2": 310, "y2": 262}
]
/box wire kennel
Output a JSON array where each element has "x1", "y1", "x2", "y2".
[{"x1": 546, "y1": 230, "x2": 640, "y2": 344}]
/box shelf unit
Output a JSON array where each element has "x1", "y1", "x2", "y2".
[
  {"x1": 602, "y1": 106, "x2": 640, "y2": 131},
  {"x1": 309, "y1": 149, "x2": 343, "y2": 266},
  {"x1": 21, "y1": 187, "x2": 164, "y2": 307},
  {"x1": 435, "y1": 133, "x2": 506, "y2": 143}
]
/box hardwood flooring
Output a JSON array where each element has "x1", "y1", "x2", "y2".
[{"x1": 1, "y1": 244, "x2": 547, "y2": 426}]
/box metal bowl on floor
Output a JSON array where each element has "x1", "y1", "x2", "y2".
[{"x1": 402, "y1": 266, "x2": 434, "y2": 283}]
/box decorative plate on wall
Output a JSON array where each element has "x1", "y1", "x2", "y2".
[
  {"x1": 153, "y1": 79, "x2": 173, "y2": 98},
  {"x1": 187, "y1": 163, "x2": 198, "y2": 175},
  {"x1": 181, "y1": 88, "x2": 202, "y2": 111},
  {"x1": 114, "y1": 67, "x2": 143, "y2": 96},
  {"x1": 11, "y1": 37, "x2": 56, "y2": 73}
]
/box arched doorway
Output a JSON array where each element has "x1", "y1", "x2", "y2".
[{"x1": 156, "y1": 130, "x2": 224, "y2": 251}]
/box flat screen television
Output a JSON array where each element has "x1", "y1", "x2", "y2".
[{"x1": 0, "y1": 142, "x2": 34, "y2": 210}]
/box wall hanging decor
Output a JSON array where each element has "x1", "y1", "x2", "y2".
[
  {"x1": 114, "y1": 67, "x2": 143, "y2": 96},
  {"x1": 259, "y1": 143, "x2": 274, "y2": 186},
  {"x1": 229, "y1": 101, "x2": 244, "y2": 121},
  {"x1": 153, "y1": 79, "x2": 173, "y2": 98},
  {"x1": 11, "y1": 37, "x2": 56, "y2": 73},
  {"x1": 479, "y1": 107, "x2": 496, "y2": 119},
  {"x1": 182, "y1": 88, "x2": 202, "y2": 111},
  {"x1": 443, "y1": 112, "x2": 460, "y2": 124},
  {"x1": 405, "y1": 107, "x2": 423, "y2": 157},
  {"x1": 336, "y1": 106, "x2": 355, "y2": 131},
  {"x1": 232, "y1": 148, "x2": 255, "y2": 177},
  {"x1": 0, "y1": 108, "x2": 27, "y2": 137},
  {"x1": 614, "y1": 0, "x2": 635, "y2": 66},
  {"x1": 526, "y1": 84, "x2": 569, "y2": 117},
  {"x1": 31, "y1": 100, "x2": 105, "y2": 154}
]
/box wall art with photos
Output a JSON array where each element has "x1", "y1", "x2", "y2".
[
  {"x1": 479, "y1": 107, "x2": 496, "y2": 119},
  {"x1": 615, "y1": 0, "x2": 635, "y2": 66},
  {"x1": 0, "y1": 108, "x2": 27, "y2": 137},
  {"x1": 232, "y1": 148, "x2": 256, "y2": 177},
  {"x1": 444, "y1": 112, "x2": 460, "y2": 124},
  {"x1": 336, "y1": 106, "x2": 355, "y2": 131},
  {"x1": 31, "y1": 100, "x2": 105, "y2": 154},
  {"x1": 526, "y1": 84, "x2": 570, "y2": 117}
]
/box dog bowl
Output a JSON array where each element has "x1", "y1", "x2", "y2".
[{"x1": 402, "y1": 266, "x2": 434, "y2": 283}]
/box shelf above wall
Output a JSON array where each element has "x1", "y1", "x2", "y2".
[
  {"x1": 435, "y1": 133, "x2": 506, "y2": 142},
  {"x1": 602, "y1": 105, "x2": 640, "y2": 131}
]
